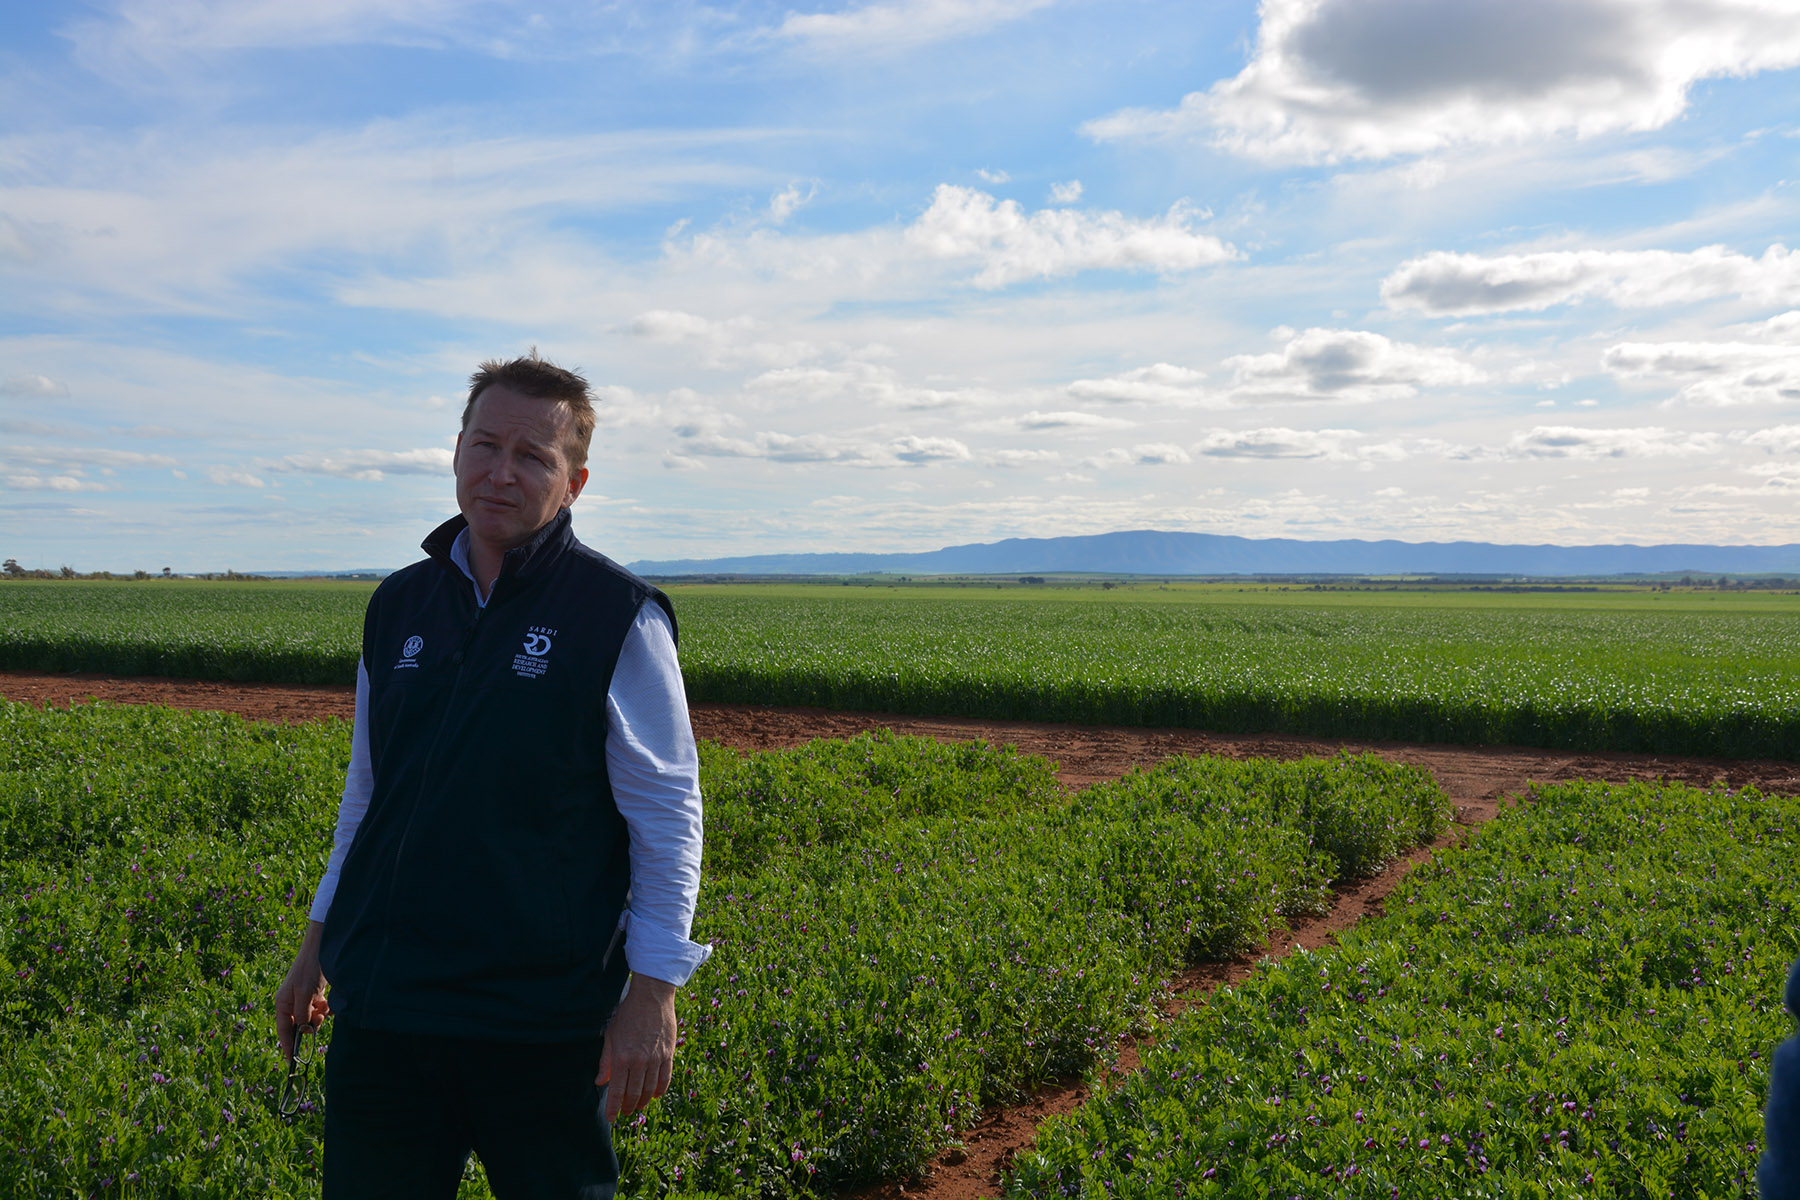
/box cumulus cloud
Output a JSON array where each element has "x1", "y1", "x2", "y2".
[
  {"x1": 4, "y1": 474, "x2": 97, "y2": 492},
  {"x1": 1049, "y1": 180, "x2": 1083, "y2": 205},
  {"x1": 1222, "y1": 327, "x2": 1483, "y2": 403},
  {"x1": 975, "y1": 167, "x2": 1010, "y2": 184},
  {"x1": 985, "y1": 448, "x2": 1062, "y2": 467},
  {"x1": 892, "y1": 435, "x2": 972, "y2": 463},
  {"x1": 1086, "y1": 442, "x2": 1193, "y2": 468},
  {"x1": 1013, "y1": 410, "x2": 1135, "y2": 431},
  {"x1": 769, "y1": 182, "x2": 816, "y2": 224},
  {"x1": 904, "y1": 185, "x2": 1236, "y2": 288},
  {"x1": 1085, "y1": 0, "x2": 1800, "y2": 163},
  {"x1": 1382, "y1": 245, "x2": 1800, "y2": 317},
  {"x1": 258, "y1": 448, "x2": 454, "y2": 481},
  {"x1": 1602, "y1": 340, "x2": 1800, "y2": 406},
  {"x1": 678, "y1": 425, "x2": 971, "y2": 469},
  {"x1": 779, "y1": 0, "x2": 1055, "y2": 54},
  {"x1": 1, "y1": 373, "x2": 70, "y2": 397},
  {"x1": 1192, "y1": 426, "x2": 1364, "y2": 460},
  {"x1": 1498, "y1": 425, "x2": 1720, "y2": 460},
  {"x1": 1067, "y1": 363, "x2": 1210, "y2": 406},
  {"x1": 1741, "y1": 425, "x2": 1800, "y2": 455},
  {"x1": 746, "y1": 361, "x2": 980, "y2": 410},
  {"x1": 626, "y1": 310, "x2": 820, "y2": 370},
  {"x1": 206, "y1": 465, "x2": 266, "y2": 487}
]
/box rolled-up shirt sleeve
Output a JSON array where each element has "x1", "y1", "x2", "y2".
[
  {"x1": 607, "y1": 602, "x2": 712, "y2": 986},
  {"x1": 309, "y1": 658, "x2": 373, "y2": 923}
]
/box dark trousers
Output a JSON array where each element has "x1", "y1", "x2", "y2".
[{"x1": 322, "y1": 1021, "x2": 618, "y2": 1200}]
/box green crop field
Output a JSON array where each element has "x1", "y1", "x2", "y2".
[
  {"x1": 2, "y1": 578, "x2": 1797, "y2": 757},
  {"x1": 1010, "y1": 776, "x2": 1800, "y2": 1198},
  {"x1": 0, "y1": 700, "x2": 1447, "y2": 1197}
]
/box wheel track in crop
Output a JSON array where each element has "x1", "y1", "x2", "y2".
[{"x1": 4, "y1": 670, "x2": 1797, "y2": 1200}]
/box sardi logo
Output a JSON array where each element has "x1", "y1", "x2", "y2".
[
  {"x1": 396, "y1": 634, "x2": 423, "y2": 670},
  {"x1": 512, "y1": 625, "x2": 556, "y2": 679}
]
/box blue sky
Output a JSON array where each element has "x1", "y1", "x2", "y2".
[{"x1": 4, "y1": 0, "x2": 1799, "y2": 571}]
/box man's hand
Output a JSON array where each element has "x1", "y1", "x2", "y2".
[
  {"x1": 275, "y1": 920, "x2": 332, "y2": 1060},
  {"x1": 595, "y1": 974, "x2": 677, "y2": 1122}
]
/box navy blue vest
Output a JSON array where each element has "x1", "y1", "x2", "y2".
[{"x1": 319, "y1": 509, "x2": 676, "y2": 1040}]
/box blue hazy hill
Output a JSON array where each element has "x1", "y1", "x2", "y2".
[{"x1": 629, "y1": 530, "x2": 1800, "y2": 577}]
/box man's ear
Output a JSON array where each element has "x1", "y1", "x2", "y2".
[
  {"x1": 452, "y1": 432, "x2": 463, "y2": 473},
  {"x1": 563, "y1": 465, "x2": 590, "y2": 508}
]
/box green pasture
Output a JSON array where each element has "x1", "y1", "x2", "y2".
[
  {"x1": 1011, "y1": 776, "x2": 1800, "y2": 1198},
  {"x1": 0, "y1": 700, "x2": 1447, "y2": 1197},
  {"x1": 1, "y1": 578, "x2": 1796, "y2": 756}
]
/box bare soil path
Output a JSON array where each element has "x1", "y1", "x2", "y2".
[{"x1": 6, "y1": 669, "x2": 1798, "y2": 1199}]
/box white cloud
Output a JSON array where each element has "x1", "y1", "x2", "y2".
[
  {"x1": 677, "y1": 425, "x2": 970, "y2": 469},
  {"x1": 1741, "y1": 425, "x2": 1800, "y2": 455},
  {"x1": 1192, "y1": 426, "x2": 1363, "y2": 460},
  {"x1": 5, "y1": 445, "x2": 180, "y2": 471},
  {"x1": 1602, "y1": 339, "x2": 1800, "y2": 406},
  {"x1": 904, "y1": 185, "x2": 1237, "y2": 289},
  {"x1": 746, "y1": 361, "x2": 982, "y2": 410},
  {"x1": 1067, "y1": 363, "x2": 1210, "y2": 406},
  {"x1": 1382, "y1": 245, "x2": 1800, "y2": 317},
  {"x1": 1085, "y1": 0, "x2": 1800, "y2": 163},
  {"x1": 206, "y1": 465, "x2": 266, "y2": 487},
  {"x1": 975, "y1": 167, "x2": 1010, "y2": 184},
  {"x1": 1499, "y1": 425, "x2": 1720, "y2": 460},
  {"x1": 1, "y1": 373, "x2": 71, "y2": 397},
  {"x1": 1013, "y1": 410, "x2": 1134, "y2": 431},
  {"x1": 779, "y1": 0, "x2": 1055, "y2": 54},
  {"x1": 985, "y1": 448, "x2": 1061, "y2": 467},
  {"x1": 259, "y1": 448, "x2": 454, "y2": 480},
  {"x1": 1049, "y1": 180, "x2": 1083, "y2": 205},
  {"x1": 1222, "y1": 327, "x2": 1483, "y2": 403},
  {"x1": 626, "y1": 310, "x2": 820, "y2": 370},
  {"x1": 769, "y1": 182, "x2": 816, "y2": 225},
  {"x1": 4, "y1": 473, "x2": 98, "y2": 492},
  {"x1": 892, "y1": 435, "x2": 972, "y2": 463},
  {"x1": 67, "y1": 0, "x2": 479, "y2": 61},
  {"x1": 1086, "y1": 442, "x2": 1193, "y2": 467},
  {"x1": 2, "y1": 123, "x2": 767, "y2": 315}
]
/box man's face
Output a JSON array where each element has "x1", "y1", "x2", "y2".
[{"x1": 453, "y1": 384, "x2": 589, "y2": 558}]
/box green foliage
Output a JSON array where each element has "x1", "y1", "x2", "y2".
[
  {"x1": 0, "y1": 703, "x2": 1446, "y2": 1197},
  {"x1": 1007, "y1": 779, "x2": 1800, "y2": 1199},
  {"x1": 5, "y1": 581, "x2": 1799, "y2": 756},
  {"x1": 0, "y1": 580, "x2": 368, "y2": 683},
  {"x1": 674, "y1": 588, "x2": 1800, "y2": 758}
]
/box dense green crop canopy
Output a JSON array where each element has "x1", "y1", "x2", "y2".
[
  {"x1": 3, "y1": 579, "x2": 1797, "y2": 757},
  {"x1": 0, "y1": 700, "x2": 1446, "y2": 1197}
]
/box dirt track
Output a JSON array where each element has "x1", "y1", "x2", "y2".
[{"x1": 6, "y1": 669, "x2": 1798, "y2": 1199}]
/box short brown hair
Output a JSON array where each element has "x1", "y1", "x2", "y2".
[{"x1": 463, "y1": 349, "x2": 597, "y2": 473}]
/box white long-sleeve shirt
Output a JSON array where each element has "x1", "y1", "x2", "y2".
[{"x1": 309, "y1": 531, "x2": 712, "y2": 987}]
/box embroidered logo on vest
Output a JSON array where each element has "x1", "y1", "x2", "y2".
[
  {"x1": 397, "y1": 635, "x2": 423, "y2": 669},
  {"x1": 512, "y1": 626, "x2": 556, "y2": 679}
]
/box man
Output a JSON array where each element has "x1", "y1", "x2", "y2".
[{"x1": 275, "y1": 352, "x2": 708, "y2": 1198}]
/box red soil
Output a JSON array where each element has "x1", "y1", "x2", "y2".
[{"x1": 5, "y1": 669, "x2": 1797, "y2": 1199}]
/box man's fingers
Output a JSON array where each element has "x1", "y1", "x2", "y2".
[
  {"x1": 600, "y1": 1054, "x2": 661, "y2": 1122},
  {"x1": 594, "y1": 1040, "x2": 613, "y2": 1089}
]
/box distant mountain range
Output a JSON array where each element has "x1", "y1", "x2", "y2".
[{"x1": 629, "y1": 530, "x2": 1800, "y2": 578}]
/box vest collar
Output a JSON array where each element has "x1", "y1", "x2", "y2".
[{"x1": 421, "y1": 508, "x2": 575, "y2": 597}]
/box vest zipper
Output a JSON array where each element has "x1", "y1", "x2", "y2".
[{"x1": 361, "y1": 596, "x2": 490, "y2": 1020}]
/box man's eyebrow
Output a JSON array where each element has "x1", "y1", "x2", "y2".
[{"x1": 465, "y1": 424, "x2": 557, "y2": 453}]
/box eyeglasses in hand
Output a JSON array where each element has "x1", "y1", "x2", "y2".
[{"x1": 277, "y1": 1022, "x2": 324, "y2": 1122}]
